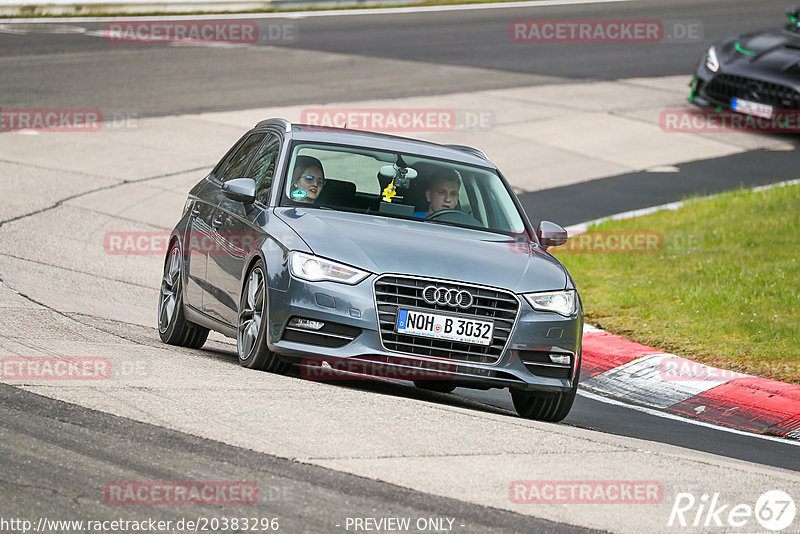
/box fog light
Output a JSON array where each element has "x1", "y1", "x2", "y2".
[
  {"x1": 549, "y1": 354, "x2": 571, "y2": 365},
  {"x1": 288, "y1": 318, "x2": 325, "y2": 331}
]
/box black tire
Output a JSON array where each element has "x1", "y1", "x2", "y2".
[
  {"x1": 413, "y1": 380, "x2": 457, "y2": 394},
  {"x1": 158, "y1": 243, "x2": 209, "y2": 349},
  {"x1": 236, "y1": 261, "x2": 290, "y2": 374},
  {"x1": 512, "y1": 363, "x2": 580, "y2": 422}
]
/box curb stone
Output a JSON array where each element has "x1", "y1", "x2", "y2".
[{"x1": 580, "y1": 324, "x2": 800, "y2": 440}]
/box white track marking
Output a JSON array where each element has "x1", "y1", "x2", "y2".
[{"x1": 578, "y1": 389, "x2": 800, "y2": 446}]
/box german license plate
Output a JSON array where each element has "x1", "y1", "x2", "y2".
[
  {"x1": 395, "y1": 309, "x2": 493, "y2": 346},
  {"x1": 731, "y1": 97, "x2": 773, "y2": 119}
]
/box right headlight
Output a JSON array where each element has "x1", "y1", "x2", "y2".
[
  {"x1": 705, "y1": 45, "x2": 719, "y2": 72},
  {"x1": 524, "y1": 290, "x2": 577, "y2": 317},
  {"x1": 289, "y1": 251, "x2": 369, "y2": 285}
]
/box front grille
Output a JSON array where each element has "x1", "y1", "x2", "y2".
[
  {"x1": 374, "y1": 275, "x2": 519, "y2": 364},
  {"x1": 705, "y1": 74, "x2": 800, "y2": 108}
]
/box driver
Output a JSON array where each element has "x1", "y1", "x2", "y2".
[
  {"x1": 289, "y1": 155, "x2": 325, "y2": 204},
  {"x1": 413, "y1": 169, "x2": 461, "y2": 219}
]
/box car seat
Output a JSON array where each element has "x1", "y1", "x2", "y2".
[{"x1": 316, "y1": 179, "x2": 356, "y2": 208}]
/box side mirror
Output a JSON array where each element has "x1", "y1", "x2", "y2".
[
  {"x1": 537, "y1": 221, "x2": 568, "y2": 250},
  {"x1": 222, "y1": 178, "x2": 257, "y2": 204}
]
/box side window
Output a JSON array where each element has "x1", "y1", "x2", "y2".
[
  {"x1": 247, "y1": 134, "x2": 280, "y2": 205},
  {"x1": 211, "y1": 135, "x2": 247, "y2": 179},
  {"x1": 219, "y1": 133, "x2": 266, "y2": 183}
]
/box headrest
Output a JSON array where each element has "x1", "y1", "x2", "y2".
[{"x1": 317, "y1": 179, "x2": 356, "y2": 207}]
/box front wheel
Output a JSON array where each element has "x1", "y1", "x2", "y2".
[
  {"x1": 511, "y1": 366, "x2": 579, "y2": 422},
  {"x1": 237, "y1": 261, "x2": 290, "y2": 374},
  {"x1": 158, "y1": 244, "x2": 209, "y2": 349},
  {"x1": 511, "y1": 387, "x2": 576, "y2": 422}
]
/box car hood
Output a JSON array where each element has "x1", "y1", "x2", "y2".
[
  {"x1": 720, "y1": 28, "x2": 800, "y2": 82},
  {"x1": 275, "y1": 207, "x2": 568, "y2": 294}
]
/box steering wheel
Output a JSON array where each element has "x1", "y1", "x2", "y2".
[
  {"x1": 427, "y1": 209, "x2": 484, "y2": 227},
  {"x1": 427, "y1": 209, "x2": 462, "y2": 220}
]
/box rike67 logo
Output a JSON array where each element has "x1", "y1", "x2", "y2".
[{"x1": 669, "y1": 490, "x2": 796, "y2": 531}]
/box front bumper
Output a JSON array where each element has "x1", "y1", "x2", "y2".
[
  {"x1": 690, "y1": 61, "x2": 800, "y2": 111},
  {"x1": 266, "y1": 274, "x2": 582, "y2": 393},
  {"x1": 690, "y1": 61, "x2": 728, "y2": 109}
]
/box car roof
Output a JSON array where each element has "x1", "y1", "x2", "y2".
[{"x1": 254, "y1": 118, "x2": 496, "y2": 169}]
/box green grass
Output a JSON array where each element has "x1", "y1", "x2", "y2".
[{"x1": 553, "y1": 182, "x2": 800, "y2": 385}]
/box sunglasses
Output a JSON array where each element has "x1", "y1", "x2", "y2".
[{"x1": 301, "y1": 174, "x2": 325, "y2": 186}]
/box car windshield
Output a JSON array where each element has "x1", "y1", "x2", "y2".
[{"x1": 281, "y1": 142, "x2": 527, "y2": 235}]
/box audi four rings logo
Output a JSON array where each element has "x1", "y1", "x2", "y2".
[{"x1": 422, "y1": 285, "x2": 474, "y2": 309}]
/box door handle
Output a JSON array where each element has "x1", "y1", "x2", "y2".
[
  {"x1": 191, "y1": 207, "x2": 200, "y2": 216},
  {"x1": 212, "y1": 218, "x2": 223, "y2": 230}
]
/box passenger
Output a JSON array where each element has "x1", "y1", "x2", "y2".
[
  {"x1": 289, "y1": 156, "x2": 325, "y2": 204},
  {"x1": 413, "y1": 168, "x2": 461, "y2": 219}
]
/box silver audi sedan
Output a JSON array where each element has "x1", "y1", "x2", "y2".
[{"x1": 158, "y1": 118, "x2": 583, "y2": 421}]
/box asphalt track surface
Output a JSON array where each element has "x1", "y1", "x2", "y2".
[
  {"x1": 0, "y1": 0, "x2": 786, "y2": 115},
  {"x1": 2, "y1": 0, "x2": 800, "y2": 531},
  {"x1": 519, "y1": 147, "x2": 800, "y2": 226},
  {"x1": 0, "y1": 383, "x2": 589, "y2": 534}
]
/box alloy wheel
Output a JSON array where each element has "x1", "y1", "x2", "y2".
[
  {"x1": 158, "y1": 246, "x2": 181, "y2": 333},
  {"x1": 238, "y1": 267, "x2": 265, "y2": 360}
]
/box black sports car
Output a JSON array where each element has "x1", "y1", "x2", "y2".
[{"x1": 691, "y1": 6, "x2": 800, "y2": 119}]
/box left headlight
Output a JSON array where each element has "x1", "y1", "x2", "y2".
[
  {"x1": 705, "y1": 45, "x2": 719, "y2": 72},
  {"x1": 524, "y1": 290, "x2": 577, "y2": 317},
  {"x1": 289, "y1": 251, "x2": 369, "y2": 285}
]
